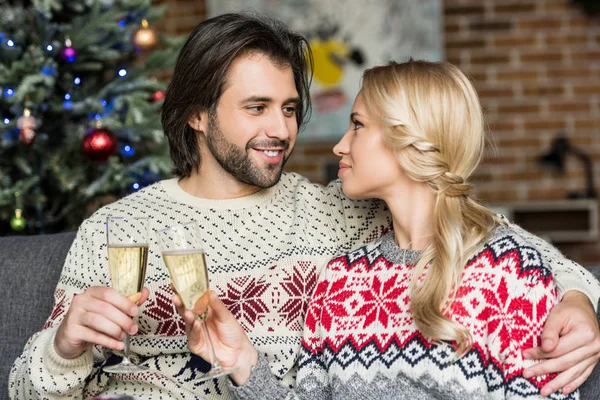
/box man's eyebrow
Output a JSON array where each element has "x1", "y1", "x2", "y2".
[
  {"x1": 240, "y1": 96, "x2": 301, "y2": 104},
  {"x1": 240, "y1": 96, "x2": 273, "y2": 104},
  {"x1": 284, "y1": 96, "x2": 301, "y2": 104}
]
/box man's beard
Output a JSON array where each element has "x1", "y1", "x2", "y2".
[{"x1": 204, "y1": 110, "x2": 291, "y2": 188}]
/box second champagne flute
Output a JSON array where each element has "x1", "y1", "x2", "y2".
[{"x1": 158, "y1": 221, "x2": 236, "y2": 382}]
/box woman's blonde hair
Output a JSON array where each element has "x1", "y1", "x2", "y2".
[{"x1": 361, "y1": 60, "x2": 504, "y2": 354}]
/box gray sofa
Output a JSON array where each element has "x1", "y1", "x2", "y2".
[{"x1": 1, "y1": 232, "x2": 599, "y2": 398}]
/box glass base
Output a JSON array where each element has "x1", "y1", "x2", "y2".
[
  {"x1": 195, "y1": 367, "x2": 238, "y2": 383},
  {"x1": 104, "y1": 362, "x2": 148, "y2": 374}
]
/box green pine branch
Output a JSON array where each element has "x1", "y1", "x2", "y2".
[{"x1": 0, "y1": 0, "x2": 183, "y2": 233}]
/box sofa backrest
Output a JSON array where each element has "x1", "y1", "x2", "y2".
[
  {"x1": 0, "y1": 232, "x2": 76, "y2": 399},
  {"x1": 0, "y1": 233, "x2": 598, "y2": 398}
]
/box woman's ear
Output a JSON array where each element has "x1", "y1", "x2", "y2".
[{"x1": 188, "y1": 110, "x2": 208, "y2": 133}]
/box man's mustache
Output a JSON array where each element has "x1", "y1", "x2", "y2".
[{"x1": 246, "y1": 139, "x2": 290, "y2": 150}]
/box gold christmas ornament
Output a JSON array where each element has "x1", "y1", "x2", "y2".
[{"x1": 132, "y1": 19, "x2": 158, "y2": 51}]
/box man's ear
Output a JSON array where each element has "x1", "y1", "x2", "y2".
[{"x1": 188, "y1": 110, "x2": 209, "y2": 133}]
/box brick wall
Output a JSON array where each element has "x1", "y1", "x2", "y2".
[
  {"x1": 445, "y1": 0, "x2": 600, "y2": 201},
  {"x1": 158, "y1": 0, "x2": 600, "y2": 265},
  {"x1": 156, "y1": 0, "x2": 207, "y2": 36},
  {"x1": 441, "y1": 0, "x2": 600, "y2": 264}
]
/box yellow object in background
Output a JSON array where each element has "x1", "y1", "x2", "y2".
[{"x1": 310, "y1": 39, "x2": 350, "y2": 87}]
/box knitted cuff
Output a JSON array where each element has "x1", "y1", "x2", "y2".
[
  {"x1": 41, "y1": 328, "x2": 94, "y2": 375},
  {"x1": 227, "y1": 354, "x2": 280, "y2": 399}
]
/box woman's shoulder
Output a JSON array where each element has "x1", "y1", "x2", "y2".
[
  {"x1": 470, "y1": 223, "x2": 554, "y2": 285},
  {"x1": 487, "y1": 222, "x2": 539, "y2": 247},
  {"x1": 485, "y1": 223, "x2": 545, "y2": 258}
]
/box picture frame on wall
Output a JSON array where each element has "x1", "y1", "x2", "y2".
[{"x1": 208, "y1": 0, "x2": 443, "y2": 141}]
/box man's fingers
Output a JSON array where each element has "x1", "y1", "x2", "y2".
[
  {"x1": 523, "y1": 331, "x2": 585, "y2": 360},
  {"x1": 77, "y1": 325, "x2": 125, "y2": 352},
  {"x1": 539, "y1": 313, "x2": 565, "y2": 353},
  {"x1": 524, "y1": 344, "x2": 591, "y2": 377},
  {"x1": 87, "y1": 286, "x2": 139, "y2": 317},
  {"x1": 539, "y1": 372, "x2": 567, "y2": 397},
  {"x1": 522, "y1": 346, "x2": 548, "y2": 361},
  {"x1": 80, "y1": 298, "x2": 137, "y2": 336},
  {"x1": 526, "y1": 353, "x2": 597, "y2": 396},
  {"x1": 127, "y1": 292, "x2": 142, "y2": 304},
  {"x1": 135, "y1": 287, "x2": 151, "y2": 305},
  {"x1": 81, "y1": 311, "x2": 133, "y2": 339},
  {"x1": 561, "y1": 363, "x2": 596, "y2": 395},
  {"x1": 537, "y1": 357, "x2": 596, "y2": 397}
]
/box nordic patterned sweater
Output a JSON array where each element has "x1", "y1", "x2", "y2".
[
  {"x1": 230, "y1": 226, "x2": 579, "y2": 400},
  {"x1": 9, "y1": 173, "x2": 598, "y2": 399}
]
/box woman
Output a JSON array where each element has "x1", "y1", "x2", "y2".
[{"x1": 175, "y1": 60, "x2": 576, "y2": 399}]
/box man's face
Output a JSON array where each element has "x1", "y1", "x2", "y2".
[{"x1": 192, "y1": 53, "x2": 300, "y2": 188}]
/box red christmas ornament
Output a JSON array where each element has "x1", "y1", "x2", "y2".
[
  {"x1": 82, "y1": 127, "x2": 117, "y2": 162},
  {"x1": 151, "y1": 90, "x2": 166, "y2": 102}
]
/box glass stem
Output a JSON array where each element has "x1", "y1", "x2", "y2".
[
  {"x1": 122, "y1": 334, "x2": 132, "y2": 364},
  {"x1": 201, "y1": 318, "x2": 222, "y2": 372}
]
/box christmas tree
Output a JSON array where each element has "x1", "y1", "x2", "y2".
[{"x1": 0, "y1": 0, "x2": 184, "y2": 235}]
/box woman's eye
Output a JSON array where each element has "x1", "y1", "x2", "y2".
[{"x1": 352, "y1": 120, "x2": 363, "y2": 130}]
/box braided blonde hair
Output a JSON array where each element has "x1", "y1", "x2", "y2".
[{"x1": 361, "y1": 60, "x2": 504, "y2": 354}]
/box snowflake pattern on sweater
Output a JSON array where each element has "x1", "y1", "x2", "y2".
[
  {"x1": 9, "y1": 173, "x2": 598, "y2": 399},
  {"x1": 9, "y1": 173, "x2": 390, "y2": 400},
  {"x1": 231, "y1": 227, "x2": 578, "y2": 399}
]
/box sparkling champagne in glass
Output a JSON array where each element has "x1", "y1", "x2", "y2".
[
  {"x1": 104, "y1": 216, "x2": 149, "y2": 374},
  {"x1": 158, "y1": 221, "x2": 236, "y2": 382}
]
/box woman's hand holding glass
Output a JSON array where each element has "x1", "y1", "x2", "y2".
[
  {"x1": 172, "y1": 290, "x2": 258, "y2": 385},
  {"x1": 159, "y1": 221, "x2": 256, "y2": 383}
]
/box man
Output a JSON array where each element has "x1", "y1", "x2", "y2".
[{"x1": 10, "y1": 13, "x2": 600, "y2": 400}]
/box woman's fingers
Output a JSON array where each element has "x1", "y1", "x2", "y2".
[
  {"x1": 186, "y1": 311, "x2": 208, "y2": 355},
  {"x1": 208, "y1": 291, "x2": 235, "y2": 323}
]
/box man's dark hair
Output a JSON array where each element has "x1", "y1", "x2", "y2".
[{"x1": 161, "y1": 13, "x2": 313, "y2": 178}]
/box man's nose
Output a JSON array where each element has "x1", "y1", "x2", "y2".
[{"x1": 266, "y1": 111, "x2": 291, "y2": 140}]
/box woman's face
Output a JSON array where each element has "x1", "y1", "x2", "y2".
[{"x1": 333, "y1": 91, "x2": 407, "y2": 200}]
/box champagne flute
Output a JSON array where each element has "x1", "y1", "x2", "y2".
[
  {"x1": 158, "y1": 221, "x2": 236, "y2": 382},
  {"x1": 104, "y1": 216, "x2": 149, "y2": 374}
]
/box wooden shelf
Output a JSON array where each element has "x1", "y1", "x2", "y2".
[{"x1": 489, "y1": 199, "x2": 598, "y2": 243}]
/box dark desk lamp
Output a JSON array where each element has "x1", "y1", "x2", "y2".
[{"x1": 538, "y1": 134, "x2": 597, "y2": 199}]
